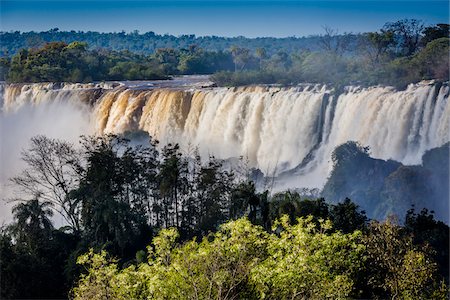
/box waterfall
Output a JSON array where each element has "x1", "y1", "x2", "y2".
[{"x1": 2, "y1": 80, "x2": 449, "y2": 189}]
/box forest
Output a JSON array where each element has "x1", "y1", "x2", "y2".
[
  {"x1": 1, "y1": 133, "x2": 449, "y2": 299},
  {"x1": 0, "y1": 20, "x2": 448, "y2": 88},
  {"x1": 0, "y1": 42, "x2": 233, "y2": 82},
  {"x1": 0, "y1": 29, "x2": 323, "y2": 57}
]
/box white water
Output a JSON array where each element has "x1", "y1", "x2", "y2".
[{"x1": 1, "y1": 80, "x2": 449, "y2": 198}]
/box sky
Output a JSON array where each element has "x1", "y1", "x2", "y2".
[{"x1": 0, "y1": 1, "x2": 449, "y2": 38}]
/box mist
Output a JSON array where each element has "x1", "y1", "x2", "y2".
[{"x1": 0, "y1": 99, "x2": 93, "y2": 225}]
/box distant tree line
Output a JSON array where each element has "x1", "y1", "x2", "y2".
[
  {"x1": 0, "y1": 41, "x2": 234, "y2": 82},
  {"x1": 1, "y1": 133, "x2": 448, "y2": 299},
  {"x1": 0, "y1": 19, "x2": 447, "y2": 88},
  {"x1": 212, "y1": 20, "x2": 449, "y2": 88},
  {"x1": 0, "y1": 28, "x2": 324, "y2": 57}
]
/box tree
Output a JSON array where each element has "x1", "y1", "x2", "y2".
[
  {"x1": 268, "y1": 192, "x2": 331, "y2": 227},
  {"x1": 2, "y1": 196, "x2": 79, "y2": 299},
  {"x1": 264, "y1": 51, "x2": 291, "y2": 72},
  {"x1": 154, "y1": 48, "x2": 180, "y2": 74},
  {"x1": 11, "y1": 197, "x2": 54, "y2": 247},
  {"x1": 71, "y1": 250, "x2": 120, "y2": 300},
  {"x1": 230, "y1": 181, "x2": 259, "y2": 221},
  {"x1": 330, "y1": 198, "x2": 368, "y2": 233},
  {"x1": 405, "y1": 208, "x2": 449, "y2": 281},
  {"x1": 230, "y1": 46, "x2": 252, "y2": 71},
  {"x1": 66, "y1": 41, "x2": 88, "y2": 51},
  {"x1": 255, "y1": 47, "x2": 267, "y2": 70},
  {"x1": 413, "y1": 37, "x2": 449, "y2": 80},
  {"x1": 25, "y1": 35, "x2": 45, "y2": 49},
  {"x1": 194, "y1": 157, "x2": 235, "y2": 236},
  {"x1": 269, "y1": 191, "x2": 303, "y2": 224},
  {"x1": 0, "y1": 57, "x2": 10, "y2": 80},
  {"x1": 69, "y1": 135, "x2": 152, "y2": 257},
  {"x1": 383, "y1": 19, "x2": 424, "y2": 56},
  {"x1": 420, "y1": 24, "x2": 449, "y2": 46},
  {"x1": 157, "y1": 143, "x2": 188, "y2": 228},
  {"x1": 364, "y1": 218, "x2": 438, "y2": 299},
  {"x1": 318, "y1": 26, "x2": 352, "y2": 57},
  {"x1": 363, "y1": 30, "x2": 395, "y2": 64},
  {"x1": 251, "y1": 216, "x2": 365, "y2": 299},
  {"x1": 11, "y1": 135, "x2": 83, "y2": 233}
]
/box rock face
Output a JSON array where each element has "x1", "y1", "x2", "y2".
[{"x1": 322, "y1": 142, "x2": 449, "y2": 222}]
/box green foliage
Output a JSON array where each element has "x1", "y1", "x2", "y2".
[
  {"x1": 72, "y1": 249, "x2": 120, "y2": 300},
  {"x1": 72, "y1": 217, "x2": 367, "y2": 300},
  {"x1": 421, "y1": 24, "x2": 450, "y2": 46},
  {"x1": 230, "y1": 181, "x2": 262, "y2": 223},
  {"x1": 413, "y1": 37, "x2": 449, "y2": 80},
  {"x1": 3, "y1": 42, "x2": 234, "y2": 82},
  {"x1": 0, "y1": 57, "x2": 10, "y2": 80},
  {"x1": 210, "y1": 70, "x2": 280, "y2": 86},
  {"x1": 399, "y1": 251, "x2": 436, "y2": 299},
  {"x1": 5, "y1": 42, "x2": 170, "y2": 82},
  {"x1": 251, "y1": 216, "x2": 364, "y2": 299},
  {"x1": 73, "y1": 215, "x2": 446, "y2": 299},
  {"x1": 178, "y1": 48, "x2": 233, "y2": 74},
  {"x1": 194, "y1": 157, "x2": 235, "y2": 235},
  {"x1": 405, "y1": 208, "x2": 450, "y2": 281},
  {"x1": 72, "y1": 219, "x2": 265, "y2": 299},
  {"x1": 68, "y1": 135, "x2": 155, "y2": 257},
  {"x1": 330, "y1": 198, "x2": 368, "y2": 234},
  {"x1": 269, "y1": 192, "x2": 329, "y2": 225},
  {"x1": 362, "y1": 30, "x2": 395, "y2": 64},
  {"x1": 364, "y1": 219, "x2": 440, "y2": 299},
  {"x1": 265, "y1": 191, "x2": 368, "y2": 236}
]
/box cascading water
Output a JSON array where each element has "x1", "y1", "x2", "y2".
[
  {"x1": 1, "y1": 82, "x2": 117, "y2": 111},
  {"x1": 0, "y1": 82, "x2": 110, "y2": 223},
  {"x1": 2, "y1": 80, "x2": 449, "y2": 192}
]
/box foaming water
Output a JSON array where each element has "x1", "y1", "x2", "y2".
[{"x1": 2, "y1": 80, "x2": 449, "y2": 194}]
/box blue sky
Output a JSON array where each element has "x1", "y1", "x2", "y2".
[{"x1": 0, "y1": 1, "x2": 448, "y2": 37}]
